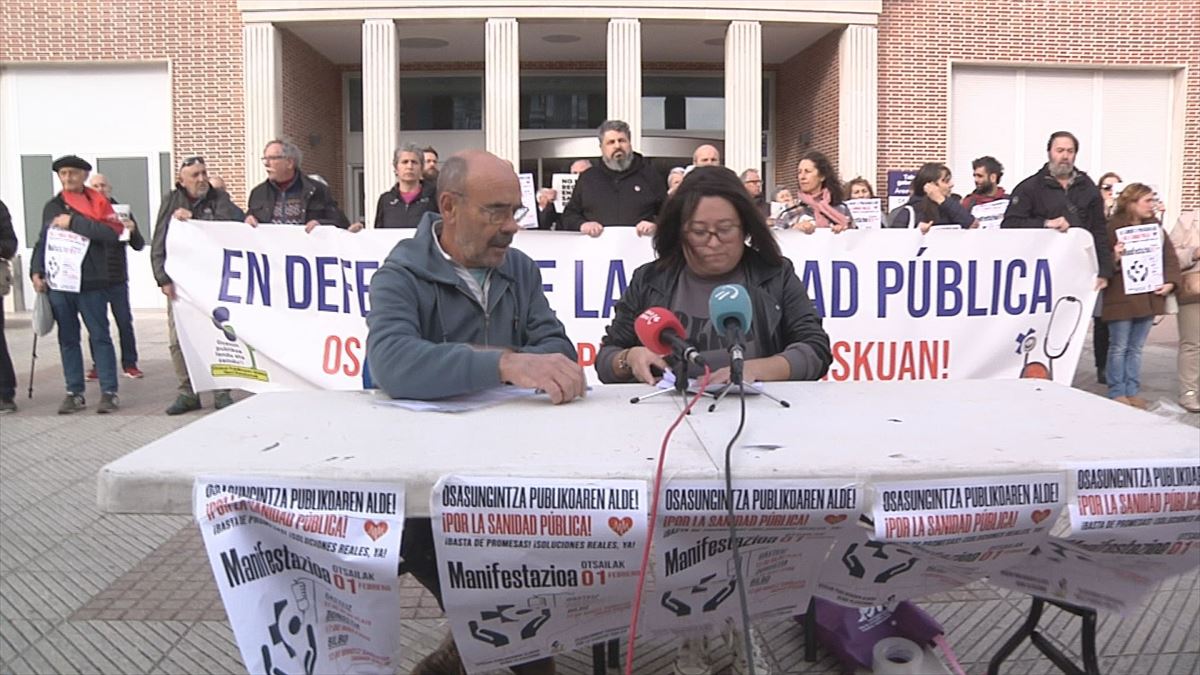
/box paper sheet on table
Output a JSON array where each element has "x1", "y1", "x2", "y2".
[
  {"x1": 373, "y1": 386, "x2": 541, "y2": 412},
  {"x1": 657, "y1": 370, "x2": 764, "y2": 397}
]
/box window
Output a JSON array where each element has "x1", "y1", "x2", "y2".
[
  {"x1": 348, "y1": 76, "x2": 364, "y2": 132},
  {"x1": 639, "y1": 76, "x2": 770, "y2": 131},
  {"x1": 400, "y1": 77, "x2": 482, "y2": 130},
  {"x1": 520, "y1": 76, "x2": 606, "y2": 129},
  {"x1": 643, "y1": 76, "x2": 723, "y2": 130}
]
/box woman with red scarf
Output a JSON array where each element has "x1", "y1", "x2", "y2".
[
  {"x1": 29, "y1": 155, "x2": 124, "y2": 414},
  {"x1": 778, "y1": 151, "x2": 854, "y2": 234}
]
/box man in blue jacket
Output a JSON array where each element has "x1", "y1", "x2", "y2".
[{"x1": 367, "y1": 149, "x2": 585, "y2": 674}]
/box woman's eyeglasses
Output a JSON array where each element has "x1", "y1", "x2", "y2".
[{"x1": 684, "y1": 225, "x2": 742, "y2": 244}]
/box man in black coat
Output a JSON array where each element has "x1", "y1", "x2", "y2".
[
  {"x1": 245, "y1": 139, "x2": 353, "y2": 232},
  {"x1": 561, "y1": 119, "x2": 665, "y2": 238},
  {"x1": 30, "y1": 155, "x2": 124, "y2": 414},
  {"x1": 86, "y1": 172, "x2": 146, "y2": 380},
  {"x1": 1002, "y1": 131, "x2": 1112, "y2": 287}
]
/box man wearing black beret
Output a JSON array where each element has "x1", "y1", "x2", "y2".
[{"x1": 30, "y1": 154, "x2": 125, "y2": 414}]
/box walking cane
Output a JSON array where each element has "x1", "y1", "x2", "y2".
[{"x1": 27, "y1": 333, "x2": 37, "y2": 398}]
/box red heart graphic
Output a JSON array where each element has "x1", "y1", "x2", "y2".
[
  {"x1": 1031, "y1": 509, "x2": 1052, "y2": 525},
  {"x1": 364, "y1": 520, "x2": 389, "y2": 541},
  {"x1": 608, "y1": 516, "x2": 633, "y2": 536},
  {"x1": 824, "y1": 514, "x2": 848, "y2": 525}
]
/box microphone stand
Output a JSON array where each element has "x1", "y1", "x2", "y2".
[
  {"x1": 707, "y1": 326, "x2": 790, "y2": 412},
  {"x1": 628, "y1": 355, "x2": 694, "y2": 410},
  {"x1": 674, "y1": 354, "x2": 690, "y2": 399},
  {"x1": 707, "y1": 382, "x2": 790, "y2": 412}
]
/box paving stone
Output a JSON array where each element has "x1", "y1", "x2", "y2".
[
  {"x1": 1173, "y1": 651, "x2": 1200, "y2": 674},
  {"x1": 1, "y1": 310, "x2": 1197, "y2": 674}
]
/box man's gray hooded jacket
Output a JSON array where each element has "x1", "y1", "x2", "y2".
[{"x1": 366, "y1": 214, "x2": 576, "y2": 399}]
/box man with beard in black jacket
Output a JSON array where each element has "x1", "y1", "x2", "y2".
[
  {"x1": 562, "y1": 119, "x2": 665, "y2": 238},
  {"x1": 1002, "y1": 131, "x2": 1112, "y2": 288}
]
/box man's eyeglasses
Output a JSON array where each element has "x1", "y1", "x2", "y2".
[
  {"x1": 481, "y1": 204, "x2": 529, "y2": 224},
  {"x1": 180, "y1": 156, "x2": 205, "y2": 169},
  {"x1": 684, "y1": 225, "x2": 743, "y2": 244},
  {"x1": 447, "y1": 192, "x2": 528, "y2": 224},
  {"x1": 261, "y1": 155, "x2": 286, "y2": 162}
]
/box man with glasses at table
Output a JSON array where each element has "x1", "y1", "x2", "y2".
[
  {"x1": 367, "y1": 150, "x2": 585, "y2": 674},
  {"x1": 245, "y1": 139, "x2": 355, "y2": 232},
  {"x1": 152, "y1": 155, "x2": 245, "y2": 414}
]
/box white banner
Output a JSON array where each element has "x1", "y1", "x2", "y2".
[
  {"x1": 1116, "y1": 224, "x2": 1164, "y2": 294},
  {"x1": 648, "y1": 479, "x2": 861, "y2": 635},
  {"x1": 167, "y1": 222, "x2": 1100, "y2": 393},
  {"x1": 194, "y1": 476, "x2": 405, "y2": 674},
  {"x1": 431, "y1": 476, "x2": 647, "y2": 672},
  {"x1": 993, "y1": 460, "x2": 1200, "y2": 614},
  {"x1": 815, "y1": 474, "x2": 1064, "y2": 607},
  {"x1": 44, "y1": 228, "x2": 90, "y2": 292}
]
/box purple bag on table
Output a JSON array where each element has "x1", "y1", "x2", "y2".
[{"x1": 799, "y1": 597, "x2": 949, "y2": 674}]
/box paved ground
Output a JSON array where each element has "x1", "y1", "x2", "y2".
[{"x1": 0, "y1": 309, "x2": 1197, "y2": 674}]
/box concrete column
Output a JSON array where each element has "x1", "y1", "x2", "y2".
[
  {"x1": 243, "y1": 23, "x2": 282, "y2": 194},
  {"x1": 724, "y1": 21, "x2": 763, "y2": 176},
  {"x1": 485, "y1": 19, "x2": 521, "y2": 168},
  {"x1": 838, "y1": 24, "x2": 878, "y2": 186},
  {"x1": 606, "y1": 19, "x2": 642, "y2": 148},
  {"x1": 362, "y1": 19, "x2": 399, "y2": 227}
]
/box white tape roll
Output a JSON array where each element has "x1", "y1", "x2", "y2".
[{"x1": 872, "y1": 637, "x2": 926, "y2": 675}]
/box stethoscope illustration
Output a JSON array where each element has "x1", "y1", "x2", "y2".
[{"x1": 1019, "y1": 295, "x2": 1084, "y2": 380}]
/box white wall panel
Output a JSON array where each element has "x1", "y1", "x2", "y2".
[{"x1": 950, "y1": 65, "x2": 1175, "y2": 215}]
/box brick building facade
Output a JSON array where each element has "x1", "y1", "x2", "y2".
[
  {"x1": 0, "y1": 0, "x2": 248, "y2": 201},
  {"x1": 874, "y1": 0, "x2": 1198, "y2": 212},
  {"x1": 4, "y1": 0, "x2": 1193, "y2": 209}
]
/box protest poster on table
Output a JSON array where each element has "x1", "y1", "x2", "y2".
[
  {"x1": 194, "y1": 476, "x2": 405, "y2": 674},
  {"x1": 816, "y1": 473, "x2": 1065, "y2": 607},
  {"x1": 646, "y1": 479, "x2": 861, "y2": 636},
  {"x1": 431, "y1": 476, "x2": 647, "y2": 672}
]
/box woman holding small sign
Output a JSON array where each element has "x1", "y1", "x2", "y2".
[{"x1": 1102, "y1": 183, "x2": 1181, "y2": 408}]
